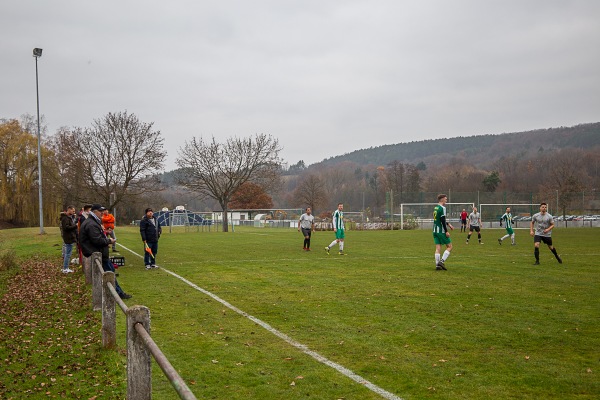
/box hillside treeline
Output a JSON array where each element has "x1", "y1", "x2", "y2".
[{"x1": 2, "y1": 116, "x2": 599, "y2": 227}]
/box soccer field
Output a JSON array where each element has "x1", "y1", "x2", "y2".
[{"x1": 111, "y1": 227, "x2": 598, "y2": 399}]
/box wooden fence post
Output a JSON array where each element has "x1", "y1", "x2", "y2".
[
  {"x1": 127, "y1": 305, "x2": 152, "y2": 400},
  {"x1": 102, "y1": 271, "x2": 116, "y2": 349},
  {"x1": 83, "y1": 256, "x2": 92, "y2": 284},
  {"x1": 91, "y1": 252, "x2": 102, "y2": 311}
]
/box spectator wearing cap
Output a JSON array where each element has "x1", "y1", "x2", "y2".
[
  {"x1": 80, "y1": 204, "x2": 132, "y2": 299},
  {"x1": 140, "y1": 207, "x2": 162, "y2": 270}
]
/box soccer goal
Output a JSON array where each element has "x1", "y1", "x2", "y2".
[
  {"x1": 397, "y1": 202, "x2": 475, "y2": 230},
  {"x1": 479, "y1": 203, "x2": 539, "y2": 228}
]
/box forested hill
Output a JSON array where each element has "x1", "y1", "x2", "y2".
[{"x1": 315, "y1": 122, "x2": 600, "y2": 168}]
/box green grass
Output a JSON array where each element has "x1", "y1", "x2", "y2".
[{"x1": 1, "y1": 226, "x2": 599, "y2": 399}]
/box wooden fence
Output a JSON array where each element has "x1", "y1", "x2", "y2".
[{"x1": 84, "y1": 253, "x2": 197, "y2": 400}]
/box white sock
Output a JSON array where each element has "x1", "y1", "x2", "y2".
[
  {"x1": 329, "y1": 240, "x2": 337, "y2": 249},
  {"x1": 511, "y1": 234, "x2": 515, "y2": 244},
  {"x1": 442, "y1": 250, "x2": 451, "y2": 262},
  {"x1": 435, "y1": 253, "x2": 441, "y2": 264},
  {"x1": 339, "y1": 242, "x2": 344, "y2": 251},
  {"x1": 501, "y1": 234, "x2": 509, "y2": 241}
]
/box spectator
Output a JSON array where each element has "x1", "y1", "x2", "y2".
[
  {"x1": 102, "y1": 209, "x2": 117, "y2": 252},
  {"x1": 77, "y1": 204, "x2": 92, "y2": 265},
  {"x1": 59, "y1": 205, "x2": 78, "y2": 273},
  {"x1": 80, "y1": 204, "x2": 132, "y2": 299}
]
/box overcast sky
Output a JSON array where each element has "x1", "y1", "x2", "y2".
[{"x1": 2, "y1": 1, "x2": 599, "y2": 170}]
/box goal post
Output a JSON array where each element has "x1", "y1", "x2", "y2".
[{"x1": 398, "y1": 202, "x2": 474, "y2": 230}]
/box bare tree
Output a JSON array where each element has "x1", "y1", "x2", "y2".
[
  {"x1": 293, "y1": 174, "x2": 327, "y2": 212},
  {"x1": 71, "y1": 111, "x2": 166, "y2": 209},
  {"x1": 176, "y1": 134, "x2": 282, "y2": 232}
]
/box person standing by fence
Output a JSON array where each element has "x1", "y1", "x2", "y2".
[
  {"x1": 80, "y1": 204, "x2": 131, "y2": 299},
  {"x1": 140, "y1": 208, "x2": 162, "y2": 269},
  {"x1": 59, "y1": 205, "x2": 78, "y2": 273},
  {"x1": 102, "y1": 209, "x2": 117, "y2": 252},
  {"x1": 298, "y1": 207, "x2": 315, "y2": 251}
]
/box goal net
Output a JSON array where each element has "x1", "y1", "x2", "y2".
[
  {"x1": 397, "y1": 202, "x2": 475, "y2": 230},
  {"x1": 479, "y1": 203, "x2": 539, "y2": 227}
]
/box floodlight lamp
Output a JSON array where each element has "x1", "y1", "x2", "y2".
[{"x1": 33, "y1": 48, "x2": 43, "y2": 57}]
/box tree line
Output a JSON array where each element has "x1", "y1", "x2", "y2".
[{"x1": 2, "y1": 113, "x2": 598, "y2": 230}]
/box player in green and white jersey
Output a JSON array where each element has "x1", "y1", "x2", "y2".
[
  {"x1": 530, "y1": 202, "x2": 562, "y2": 265},
  {"x1": 433, "y1": 194, "x2": 454, "y2": 270},
  {"x1": 325, "y1": 203, "x2": 346, "y2": 255},
  {"x1": 498, "y1": 207, "x2": 515, "y2": 245}
]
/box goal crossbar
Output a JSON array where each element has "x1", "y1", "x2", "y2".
[
  {"x1": 399, "y1": 202, "x2": 474, "y2": 230},
  {"x1": 479, "y1": 203, "x2": 539, "y2": 221}
]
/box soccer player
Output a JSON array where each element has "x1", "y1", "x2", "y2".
[
  {"x1": 298, "y1": 207, "x2": 315, "y2": 251},
  {"x1": 498, "y1": 207, "x2": 515, "y2": 245},
  {"x1": 460, "y1": 209, "x2": 468, "y2": 232},
  {"x1": 433, "y1": 194, "x2": 454, "y2": 270},
  {"x1": 325, "y1": 203, "x2": 345, "y2": 255},
  {"x1": 466, "y1": 206, "x2": 483, "y2": 244},
  {"x1": 530, "y1": 202, "x2": 562, "y2": 265}
]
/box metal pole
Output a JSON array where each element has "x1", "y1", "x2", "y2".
[{"x1": 35, "y1": 53, "x2": 44, "y2": 234}]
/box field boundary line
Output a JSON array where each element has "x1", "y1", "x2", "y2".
[{"x1": 118, "y1": 243, "x2": 403, "y2": 400}]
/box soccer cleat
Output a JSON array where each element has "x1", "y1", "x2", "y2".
[
  {"x1": 436, "y1": 261, "x2": 447, "y2": 270},
  {"x1": 533, "y1": 261, "x2": 540, "y2": 265},
  {"x1": 511, "y1": 243, "x2": 516, "y2": 246},
  {"x1": 480, "y1": 242, "x2": 484, "y2": 245},
  {"x1": 557, "y1": 256, "x2": 563, "y2": 264},
  {"x1": 62, "y1": 268, "x2": 74, "y2": 274},
  {"x1": 119, "y1": 293, "x2": 132, "y2": 299},
  {"x1": 325, "y1": 247, "x2": 330, "y2": 255},
  {"x1": 338, "y1": 251, "x2": 346, "y2": 256},
  {"x1": 306, "y1": 248, "x2": 311, "y2": 251},
  {"x1": 303, "y1": 247, "x2": 307, "y2": 250},
  {"x1": 145, "y1": 265, "x2": 152, "y2": 270},
  {"x1": 497, "y1": 238, "x2": 502, "y2": 245},
  {"x1": 436, "y1": 266, "x2": 444, "y2": 270},
  {"x1": 151, "y1": 264, "x2": 159, "y2": 269},
  {"x1": 465, "y1": 241, "x2": 469, "y2": 244}
]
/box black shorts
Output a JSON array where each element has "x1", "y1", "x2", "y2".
[
  {"x1": 301, "y1": 227, "x2": 312, "y2": 237},
  {"x1": 534, "y1": 235, "x2": 553, "y2": 246},
  {"x1": 461, "y1": 219, "x2": 467, "y2": 225},
  {"x1": 469, "y1": 225, "x2": 480, "y2": 233}
]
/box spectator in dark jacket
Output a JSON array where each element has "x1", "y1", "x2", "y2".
[
  {"x1": 77, "y1": 204, "x2": 92, "y2": 265},
  {"x1": 80, "y1": 204, "x2": 131, "y2": 299},
  {"x1": 60, "y1": 206, "x2": 78, "y2": 273},
  {"x1": 140, "y1": 207, "x2": 162, "y2": 269}
]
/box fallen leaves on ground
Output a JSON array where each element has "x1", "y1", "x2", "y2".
[{"x1": 0, "y1": 258, "x2": 125, "y2": 398}]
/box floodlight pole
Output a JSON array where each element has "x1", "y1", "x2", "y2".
[{"x1": 34, "y1": 48, "x2": 45, "y2": 234}]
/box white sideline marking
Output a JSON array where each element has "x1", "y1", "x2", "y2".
[{"x1": 117, "y1": 243, "x2": 403, "y2": 400}]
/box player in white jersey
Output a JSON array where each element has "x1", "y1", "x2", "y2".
[
  {"x1": 466, "y1": 207, "x2": 483, "y2": 244},
  {"x1": 530, "y1": 202, "x2": 562, "y2": 265},
  {"x1": 298, "y1": 207, "x2": 315, "y2": 251}
]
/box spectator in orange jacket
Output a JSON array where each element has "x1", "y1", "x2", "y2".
[{"x1": 102, "y1": 209, "x2": 117, "y2": 252}]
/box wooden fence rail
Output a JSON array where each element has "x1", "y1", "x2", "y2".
[{"x1": 85, "y1": 252, "x2": 197, "y2": 400}]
